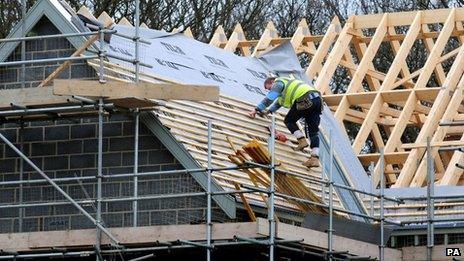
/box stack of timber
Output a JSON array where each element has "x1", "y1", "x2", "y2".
[{"x1": 229, "y1": 139, "x2": 327, "y2": 214}]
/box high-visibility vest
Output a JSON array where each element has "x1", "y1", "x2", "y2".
[{"x1": 276, "y1": 77, "x2": 318, "y2": 108}]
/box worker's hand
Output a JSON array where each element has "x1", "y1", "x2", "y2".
[
  {"x1": 248, "y1": 109, "x2": 257, "y2": 118},
  {"x1": 261, "y1": 109, "x2": 270, "y2": 116}
]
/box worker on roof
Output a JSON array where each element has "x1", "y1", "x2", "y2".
[{"x1": 248, "y1": 74, "x2": 322, "y2": 168}]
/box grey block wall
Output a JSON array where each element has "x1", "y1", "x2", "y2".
[
  {"x1": 0, "y1": 16, "x2": 95, "y2": 90},
  {"x1": 0, "y1": 16, "x2": 241, "y2": 234}
]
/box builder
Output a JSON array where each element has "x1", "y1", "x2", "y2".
[{"x1": 248, "y1": 75, "x2": 322, "y2": 168}]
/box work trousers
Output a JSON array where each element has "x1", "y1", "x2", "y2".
[{"x1": 284, "y1": 95, "x2": 322, "y2": 148}]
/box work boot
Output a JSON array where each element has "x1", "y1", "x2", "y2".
[
  {"x1": 293, "y1": 137, "x2": 309, "y2": 151},
  {"x1": 303, "y1": 156, "x2": 320, "y2": 168}
]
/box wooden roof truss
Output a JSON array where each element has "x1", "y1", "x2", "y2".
[{"x1": 206, "y1": 8, "x2": 464, "y2": 189}]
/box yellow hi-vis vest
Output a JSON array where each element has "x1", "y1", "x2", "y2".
[{"x1": 276, "y1": 77, "x2": 318, "y2": 108}]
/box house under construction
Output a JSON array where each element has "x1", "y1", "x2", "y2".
[{"x1": 1, "y1": 0, "x2": 464, "y2": 260}]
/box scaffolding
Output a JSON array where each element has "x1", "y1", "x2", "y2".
[{"x1": 0, "y1": 1, "x2": 463, "y2": 261}]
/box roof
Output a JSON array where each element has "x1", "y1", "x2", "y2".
[{"x1": 5, "y1": 0, "x2": 464, "y2": 222}]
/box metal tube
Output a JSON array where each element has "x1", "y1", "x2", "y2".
[
  {"x1": 273, "y1": 192, "x2": 400, "y2": 225},
  {"x1": 135, "y1": 0, "x2": 140, "y2": 83},
  {"x1": 369, "y1": 162, "x2": 375, "y2": 218},
  {"x1": 133, "y1": 111, "x2": 139, "y2": 227},
  {"x1": 206, "y1": 120, "x2": 213, "y2": 261},
  {"x1": 0, "y1": 104, "x2": 108, "y2": 117},
  {"x1": 379, "y1": 148, "x2": 385, "y2": 261},
  {"x1": 438, "y1": 120, "x2": 464, "y2": 126},
  {"x1": 0, "y1": 200, "x2": 93, "y2": 209},
  {"x1": 18, "y1": 124, "x2": 24, "y2": 232},
  {"x1": 328, "y1": 130, "x2": 334, "y2": 261},
  {"x1": 402, "y1": 217, "x2": 464, "y2": 224},
  {"x1": 426, "y1": 137, "x2": 434, "y2": 261},
  {"x1": 269, "y1": 113, "x2": 276, "y2": 261},
  {"x1": 179, "y1": 240, "x2": 212, "y2": 249},
  {"x1": 113, "y1": 32, "x2": 151, "y2": 44},
  {"x1": 0, "y1": 30, "x2": 117, "y2": 43},
  {"x1": 0, "y1": 55, "x2": 99, "y2": 67},
  {"x1": 0, "y1": 132, "x2": 120, "y2": 244},
  {"x1": 20, "y1": 0, "x2": 26, "y2": 90},
  {"x1": 320, "y1": 148, "x2": 325, "y2": 204},
  {"x1": 0, "y1": 251, "x2": 95, "y2": 260},
  {"x1": 211, "y1": 189, "x2": 255, "y2": 195},
  {"x1": 275, "y1": 245, "x2": 325, "y2": 258},
  {"x1": 244, "y1": 161, "x2": 401, "y2": 203},
  {"x1": 98, "y1": 28, "x2": 105, "y2": 84},
  {"x1": 399, "y1": 195, "x2": 464, "y2": 201},
  {"x1": 129, "y1": 253, "x2": 155, "y2": 261},
  {"x1": 0, "y1": 165, "x2": 260, "y2": 186},
  {"x1": 1, "y1": 189, "x2": 262, "y2": 209},
  {"x1": 96, "y1": 98, "x2": 104, "y2": 260},
  {"x1": 95, "y1": 25, "x2": 106, "y2": 261},
  {"x1": 87, "y1": 50, "x2": 152, "y2": 68}
]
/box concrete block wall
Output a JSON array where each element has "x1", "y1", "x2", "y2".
[
  {"x1": 0, "y1": 16, "x2": 238, "y2": 233},
  {"x1": 0, "y1": 16, "x2": 96, "y2": 90},
  {"x1": 0, "y1": 115, "x2": 232, "y2": 233}
]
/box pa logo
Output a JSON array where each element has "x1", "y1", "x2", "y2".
[{"x1": 446, "y1": 248, "x2": 462, "y2": 256}]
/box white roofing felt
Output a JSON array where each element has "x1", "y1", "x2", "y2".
[{"x1": 106, "y1": 25, "x2": 275, "y2": 105}]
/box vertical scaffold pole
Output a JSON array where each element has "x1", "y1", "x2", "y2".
[
  {"x1": 132, "y1": 110, "x2": 139, "y2": 227},
  {"x1": 269, "y1": 114, "x2": 276, "y2": 261},
  {"x1": 96, "y1": 24, "x2": 106, "y2": 261},
  {"x1": 133, "y1": 0, "x2": 141, "y2": 228},
  {"x1": 18, "y1": 124, "x2": 24, "y2": 232},
  {"x1": 206, "y1": 120, "x2": 213, "y2": 261},
  {"x1": 426, "y1": 137, "x2": 434, "y2": 261},
  {"x1": 19, "y1": 0, "x2": 26, "y2": 233},
  {"x1": 369, "y1": 162, "x2": 375, "y2": 217},
  {"x1": 320, "y1": 146, "x2": 326, "y2": 204},
  {"x1": 134, "y1": 0, "x2": 140, "y2": 83},
  {"x1": 328, "y1": 130, "x2": 334, "y2": 261},
  {"x1": 21, "y1": 0, "x2": 26, "y2": 90},
  {"x1": 379, "y1": 148, "x2": 385, "y2": 261}
]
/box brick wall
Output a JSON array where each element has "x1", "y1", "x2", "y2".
[{"x1": 0, "y1": 16, "x2": 238, "y2": 233}]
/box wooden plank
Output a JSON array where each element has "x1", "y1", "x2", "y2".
[
  {"x1": 252, "y1": 21, "x2": 278, "y2": 57},
  {"x1": 53, "y1": 80, "x2": 219, "y2": 101},
  {"x1": 314, "y1": 20, "x2": 354, "y2": 94},
  {"x1": 234, "y1": 182, "x2": 257, "y2": 221},
  {"x1": 422, "y1": 24, "x2": 447, "y2": 86},
  {"x1": 358, "y1": 152, "x2": 410, "y2": 165},
  {"x1": 118, "y1": 17, "x2": 133, "y2": 26},
  {"x1": 291, "y1": 19, "x2": 314, "y2": 51},
  {"x1": 402, "y1": 140, "x2": 464, "y2": 149},
  {"x1": 224, "y1": 23, "x2": 250, "y2": 55},
  {"x1": 352, "y1": 8, "x2": 463, "y2": 28},
  {"x1": 209, "y1": 25, "x2": 227, "y2": 47},
  {"x1": 0, "y1": 86, "x2": 70, "y2": 108},
  {"x1": 306, "y1": 16, "x2": 340, "y2": 80},
  {"x1": 439, "y1": 134, "x2": 464, "y2": 185},
  {"x1": 0, "y1": 222, "x2": 260, "y2": 252},
  {"x1": 323, "y1": 88, "x2": 440, "y2": 108}
]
